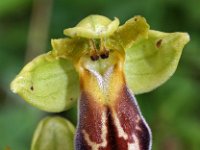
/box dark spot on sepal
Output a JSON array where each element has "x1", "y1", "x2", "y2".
[
  {"x1": 30, "y1": 86, "x2": 34, "y2": 91},
  {"x1": 156, "y1": 39, "x2": 162, "y2": 48},
  {"x1": 134, "y1": 18, "x2": 138, "y2": 21}
]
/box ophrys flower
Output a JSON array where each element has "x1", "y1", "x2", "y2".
[{"x1": 11, "y1": 15, "x2": 189, "y2": 150}]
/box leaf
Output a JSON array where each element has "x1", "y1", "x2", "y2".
[
  {"x1": 10, "y1": 52, "x2": 79, "y2": 112},
  {"x1": 125, "y1": 30, "x2": 190, "y2": 94},
  {"x1": 31, "y1": 116, "x2": 75, "y2": 150}
]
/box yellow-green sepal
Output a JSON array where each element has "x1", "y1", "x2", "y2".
[
  {"x1": 125, "y1": 30, "x2": 190, "y2": 94},
  {"x1": 63, "y1": 15, "x2": 119, "y2": 39},
  {"x1": 10, "y1": 52, "x2": 79, "y2": 112},
  {"x1": 31, "y1": 116, "x2": 75, "y2": 150}
]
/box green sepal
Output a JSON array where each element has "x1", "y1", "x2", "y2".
[
  {"x1": 63, "y1": 15, "x2": 119, "y2": 39},
  {"x1": 10, "y1": 52, "x2": 79, "y2": 112},
  {"x1": 125, "y1": 30, "x2": 190, "y2": 94},
  {"x1": 31, "y1": 116, "x2": 75, "y2": 150}
]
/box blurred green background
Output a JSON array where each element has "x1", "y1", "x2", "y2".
[{"x1": 0, "y1": 0, "x2": 200, "y2": 149}]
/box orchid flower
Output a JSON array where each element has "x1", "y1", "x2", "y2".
[{"x1": 11, "y1": 15, "x2": 189, "y2": 150}]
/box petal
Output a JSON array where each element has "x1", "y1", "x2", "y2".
[
  {"x1": 31, "y1": 116, "x2": 75, "y2": 150},
  {"x1": 125, "y1": 30, "x2": 190, "y2": 94},
  {"x1": 51, "y1": 38, "x2": 75, "y2": 58},
  {"x1": 10, "y1": 52, "x2": 79, "y2": 112},
  {"x1": 64, "y1": 15, "x2": 119, "y2": 39},
  {"x1": 107, "y1": 16, "x2": 149, "y2": 50},
  {"x1": 51, "y1": 38, "x2": 90, "y2": 60}
]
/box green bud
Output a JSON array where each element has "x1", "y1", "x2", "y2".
[{"x1": 31, "y1": 116, "x2": 75, "y2": 150}]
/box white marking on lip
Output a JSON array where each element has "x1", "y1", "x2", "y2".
[
  {"x1": 135, "y1": 125, "x2": 142, "y2": 131},
  {"x1": 88, "y1": 69, "x2": 104, "y2": 90},
  {"x1": 87, "y1": 66, "x2": 114, "y2": 93},
  {"x1": 112, "y1": 112, "x2": 142, "y2": 150},
  {"x1": 82, "y1": 111, "x2": 108, "y2": 150},
  {"x1": 112, "y1": 112, "x2": 128, "y2": 140},
  {"x1": 135, "y1": 115, "x2": 140, "y2": 123},
  {"x1": 128, "y1": 134, "x2": 140, "y2": 150},
  {"x1": 135, "y1": 115, "x2": 142, "y2": 131}
]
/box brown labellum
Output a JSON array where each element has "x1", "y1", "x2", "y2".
[
  {"x1": 75, "y1": 54, "x2": 152, "y2": 150},
  {"x1": 76, "y1": 86, "x2": 151, "y2": 150}
]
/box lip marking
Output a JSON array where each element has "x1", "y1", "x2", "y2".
[
  {"x1": 82, "y1": 111, "x2": 108, "y2": 149},
  {"x1": 86, "y1": 66, "x2": 114, "y2": 94},
  {"x1": 112, "y1": 111, "x2": 128, "y2": 140},
  {"x1": 128, "y1": 134, "x2": 140, "y2": 150}
]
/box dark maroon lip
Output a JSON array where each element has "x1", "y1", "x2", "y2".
[{"x1": 75, "y1": 85, "x2": 151, "y2": 150}]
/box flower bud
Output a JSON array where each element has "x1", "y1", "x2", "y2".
[{"x1": 31, "y1": 116, "x2": 75, "y2": 150}]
